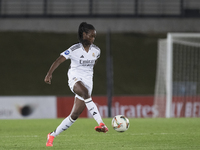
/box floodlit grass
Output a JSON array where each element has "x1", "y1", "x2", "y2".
[{"x1": 0, "y1": 118, "x2": 200, "y2": 150}]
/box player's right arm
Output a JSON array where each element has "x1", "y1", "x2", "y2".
[{"x1": 44, "y1": 55, "x2": 66, "y2": 84}]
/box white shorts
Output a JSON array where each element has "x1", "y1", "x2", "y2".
[{"x1": 68, "y1": 70, "x2": 93, "y2": 101}]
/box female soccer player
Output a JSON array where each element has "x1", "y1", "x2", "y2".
[{"x1": 44, "y1": 22, "x2": 108, "y2": 147}]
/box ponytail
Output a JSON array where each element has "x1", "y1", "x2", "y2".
[{"x1": 78, "y1": 22, "x2": 95, "y2": 42}]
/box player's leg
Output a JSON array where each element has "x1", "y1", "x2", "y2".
[
  {"x1": 46, "y1": 116, "x2": 76, "y2": 147},
  {"x1": 46, "y1": 97, "x2": 85, "y2": 146},
  {"x1": 50, "y1": 97, "x2": 85, "y2": 136},
  {"x1": 70, "y1": 97, "x2": 86, "y2": 120},
  {"x1": 73, "y1": 81, "x2": 108, "y2": 133}
]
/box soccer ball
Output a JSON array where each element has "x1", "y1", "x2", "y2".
[{"x1": 112, "y1": 115, "x2": 130, "y2": 132}]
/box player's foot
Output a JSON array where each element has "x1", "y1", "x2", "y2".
[
  {"x1": 95, "y1": 123, "x2": 108, "y2": 133},
  {"x1": 46, "y1": 133, "x2": 55, "y2": 147}
]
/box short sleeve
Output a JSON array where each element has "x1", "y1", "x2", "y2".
[
  {"x1": 60, "y1": 49, "x2": 71, "y2": 60},
  {"x1": 92, "y1": 44, "x2": 100, "y2": 59},
  {"x1": 97, "y1": 49, "x2": 100, "y2": 59}
]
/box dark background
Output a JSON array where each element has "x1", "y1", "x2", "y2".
[{"x1": 0, "y1": 31, "x2": 166, "y2": 96}]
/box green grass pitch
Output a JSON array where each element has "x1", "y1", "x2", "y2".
[{"x1": 0, "y1": 118, "x2": 200, "y2": 150}]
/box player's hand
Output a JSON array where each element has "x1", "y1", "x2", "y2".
[{"x1": 44, "y1": 74, "x2": 52, "y2": 84}]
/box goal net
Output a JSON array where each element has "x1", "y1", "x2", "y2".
[{"x1": 154, "y1": 33, "x2": 200, "y2": 118}]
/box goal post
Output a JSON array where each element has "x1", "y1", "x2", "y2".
[
  {"x1": 154, "y1": 33, "x2": 200, "y2": 118},
  {"x1": 166, "y1": 34, "x2": 173, "y2": 118}
]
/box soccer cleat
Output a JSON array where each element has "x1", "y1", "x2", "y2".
[
  {"x1": 46, "y1": 133, "x2": 55, "y2": 147},
  {"x1": 95, "y1": 123, "x2": 108, "y2": 133}
]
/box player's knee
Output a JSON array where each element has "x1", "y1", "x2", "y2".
[
  {"x1": 82, "y1": 92, "x2": 90, "y2": 100},
  {"x1": 71, "y1": 112, "x2": 80, "y2": 120},
  {"x1": 79, "y1": 89, "x2": 90, "y2": 99}
]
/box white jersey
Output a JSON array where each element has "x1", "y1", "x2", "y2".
[
  {"x1": 61, "y1": 43, "x2": 100, "y2": 79},
  {"x1": 60, "y1": 43, "x2": 100, "y2": 98}
]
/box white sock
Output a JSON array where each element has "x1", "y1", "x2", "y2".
[
  {"x1": 85, "y1": 98, "x2": 103, "y2": 125},
  {"x1": 50, "y1": 116, "x2": 75, "y2": 137}
]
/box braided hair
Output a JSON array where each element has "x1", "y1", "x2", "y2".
[{"x1": 78, "y1": 22, "x2": 95, "y2": 43}]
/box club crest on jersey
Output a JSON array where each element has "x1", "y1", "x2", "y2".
[
  {"x1": 65, "y1": 50, "x2": 70, "y2": 55},
  {"x1": 92, "y1": 53, "x2": 95, "y2": 57}
]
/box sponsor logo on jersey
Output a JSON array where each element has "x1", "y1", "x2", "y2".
[
  {"x1": 65, "y1": 50, "x2": 70, "y2": 55},
  {"x1": 79, "y1": 59, "x2": 95, "y2": 67},
  {"x1": 80, "y1": 55, "x2": 84, "y2": 58}
]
